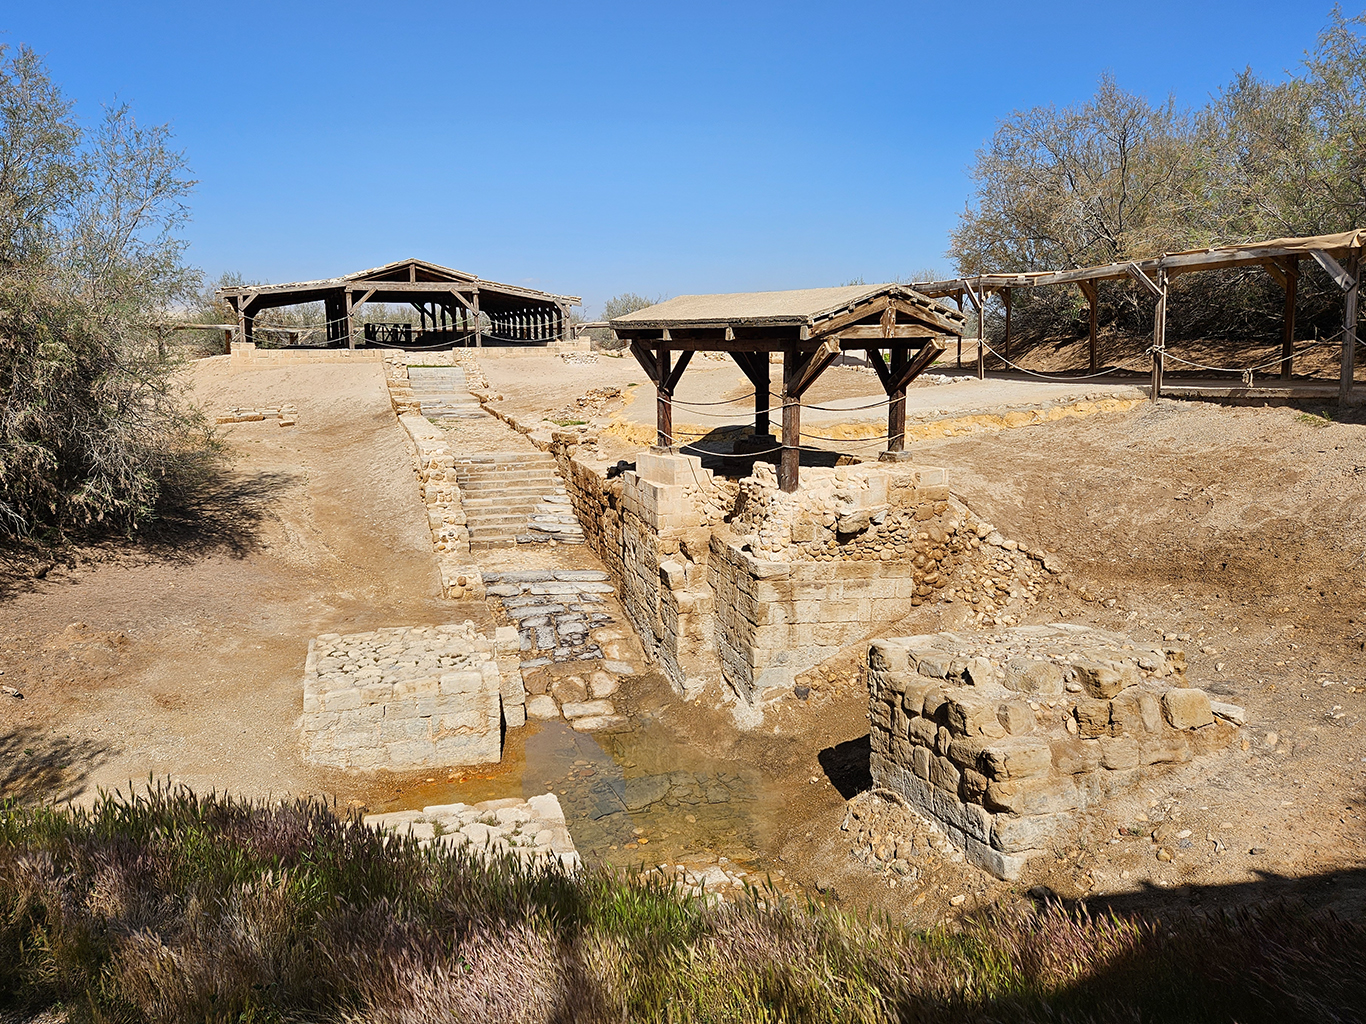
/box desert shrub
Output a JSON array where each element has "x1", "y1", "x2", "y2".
[
  {"x1": 0, "y1": 786, "x2": 1363, "y2": 1023},
  {"x1": 0, "y1": 44, "x2": 213, "y2": 541}
]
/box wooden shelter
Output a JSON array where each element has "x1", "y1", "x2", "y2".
[
  {"x1": 610, "y1": 284, "x2": 966, "y2": 491},
  {"x1": 216, "y1": 258, "x2": 580, "y2": 350},
  {"x1": 913, "y1": 230, "x2": 1366, "y2": 404}
]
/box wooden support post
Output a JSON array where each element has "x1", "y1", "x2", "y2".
[
  {"x1": 1342, "y1": 256, "x2": 1359, "y2": 406},
  {"x1": 656, "y1": 346, "x2": 673, "y2": 448},
  {"x1": 955, "y1": 294, "x2": 963, "y2": 367},
  {"x1": 731, "y1": 353, "x2": 770, "y2": 437},
  {"x1": 1078, "y1": 280, "x2": 1098, "y2": 372},
  {"x1": 236, "y1": 303, "x2": 247, "y2": 349},
  {"x1": 1281, "y1": 258, "x2": 1298, "y2": 380},
  {"x1": 888, "y1": 347, "x2": 907, "y2": 451},
  {"x1": 223, "y1": 328, "x2": 232, "y2": 355},
  {"x1": 1002, "y1": 287, "x2": 1012, "y2": 365},
  {"x1": 473, "y1": 291, "x2": 482, "y2": 348},
  {"x1": 346, "y1": 291, "x2": 356, "y2": 350},
  {"x1": 961, "y1": 282, "x2": 984, "y2": 379},
  {"x1": 1150, "y1": 270, "x2": 1167, "y2": 402},
  {"x1": 780, "y1": 346, "x2": 800, "y2": 492}
]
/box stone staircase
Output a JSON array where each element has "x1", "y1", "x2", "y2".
[
  {"x1": 406, "y1": 366, "x2": 485, "y2": 419},
  {"x1": 456, "y1": 451, "x2": 585, "y2": 549}
]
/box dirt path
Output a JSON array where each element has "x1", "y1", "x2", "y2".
[{"x1": 0, "y1": 358, "x2": 474, "y2": 804}]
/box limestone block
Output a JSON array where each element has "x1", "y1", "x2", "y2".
[
  {"x1": 1162, "y1": 688, "x2": 1213, "y2": 729},
  {"x1": 944, "y1": 695, "x2": 1006, "y2": 738},
  {"x1": 561, "y1": 699, "x2": 616, "y2": 719},
  {"x1": 1073, "y1": 699, "x2": 1112, "y2": 738},
  {"x1": 1073, "y1": 659, "x2": 1139, "y2": 699},
  {"x1": 991, "y1": 812, "x2": 1071, "y2": 853},
  {"x1": 1188, "y1": 719, "x2": 1237, "y2": 756},
  {"x1": 930, "y1": 755, "x2": 961, "y2": 792},
  {"x1": 908, "y1": 716, "x2": 938, "y2": 748},
  {"x1": 526, "y1": 695, "x2": 560, "y2": 719},
  {"x1": 947, "y1": 735, "x2": 989, "y2": 771},
  {"x1": 503, "y1": 701, "x2": 526, "y2": 729},
  {"x1": 965, "y1": 836, "x2": 1039, "y2": 881},
  {"x1": 980, "y1": 737, "x2": 1053, "y2": 780},
  {"x1": 1139, "y1": 732, "x2": 1191, "y2": 765},
  {"x1": 1004, "y1": 658, "x2": 1065, "y2": 695},
  {"x1": 912, "y1": 745, "x2": 932, "y2": 780},
  {"x1": 1098, "y1": 735, "x2": 1141, "y2": 770},
  {"x1": 984, "y1": 776, "x2": 1079, "y2": 816},
  {"x1": 1210, "y1": 700, "x2": 1247, "y2": 726},
  {"x1": 439, "y1": 671, "x2": 486, "y2": 696},
  {"x1": 997, "y1": 702, "x2": 1036, "y2": 735},
  {"x1": 1110, "y1": 689, "x2": 1163, "y2": 735}
]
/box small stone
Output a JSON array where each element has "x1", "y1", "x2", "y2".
[{"x1": 1156, "y1": 847, "x2": 1174, "y2": 862}]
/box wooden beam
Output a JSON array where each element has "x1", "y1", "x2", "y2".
[
  {"x1": 1126, "y1": 263, "x2": 1163, "y2": 299},
  {"x1": 1002, "y1": 287, "x2": 1012, "y2": 364},
  {"x1": 731, "y1": 352, "x2": 771, "y2": 437},
  {"x1": 961, "y1": 280, "x2": 985, "y2": 380},
  {"x1": 657, "y1": 347, "x2": 673, "y2": 447},
  {"x1": 345, "y1": 290, "x2": 355, "y2": 350},
  {"x1": 887, "y1": 346, "x2": 908, "y2": 452},
  {"x1": 866, "y1": 347, "x2": 893, "y2": 392},
  {"x1": 1150, "y1": 269, "x2": 1167, "y2": 402},
  {"x1": 1313, "y1": 250, "x2": 1357, "y2": 292},
  {"x1": 890, "y1": 339, "x2": 945, "y2": 394},
  {"x1": 780, "y1": 346, "x2": 800, "y2": 492},
  {"x1": 1078, "y1": 279, "x2": 1098, "y2": 372},
  {"x1": 663, "y1": 348, "x2": 693, "y2": 392},
  {"x1": 1279, "y1": 257, "x2": 1298, "y2": 380},
  {"x1": 787, "y1": 338, "x2": 840, "y2": 398},
  {"x1": 1341, "y1": 256, "x2": 1359, "y2": 405},
  {"x1": 835, "y1": 324, "x2": 936, "y2": 340},
  {"x1": 629, "y1": 341, "x2": 659, "y2": 383}
]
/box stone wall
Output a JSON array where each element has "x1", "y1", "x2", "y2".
[
  {"x1": 555, "y1": 447, "x2": 1019, "y2": 704},
  {"x1": 866, "y1": 625, "x2": 1245, "y2": 879},
  {"x1": 395, "y1": 413, "x2": 486, "y2": 601},
  {"x1": 228, "y1": 341, "x2": 384, "y2": 366},
  {"x1": 302, "y1": 624, "x2": 509, "y2": 770}
]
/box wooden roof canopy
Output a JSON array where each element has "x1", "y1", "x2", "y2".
[
  {"x1": 910, "y1": 229, "x2": 1366, "y2": 403},
  {"x1": 216, "y1": 258, "x2": 582, "y2": 349},
  {"x1": 610, "y1": 283, "x2": 967, "y2": 491}
]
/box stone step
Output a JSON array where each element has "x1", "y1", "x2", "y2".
[{"x1": 460, "y1": 486, "x2": 560, "y2": 500}]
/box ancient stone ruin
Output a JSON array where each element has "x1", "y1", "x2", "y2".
[
  {"x1": 866, "y1": 625, "x2": 1247, "y2": 879},
  {"x1": 301, "y1": 623, "x2": 524, "y2": 769}
]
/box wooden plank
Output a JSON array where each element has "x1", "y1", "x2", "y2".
[
  {"x1": 1003, "y1": 287, "x2": 1012, "y2": 364},
  {"x1": 1341, "y1": 256, "x2": 1359, "y2": 405},
  {"x1": 1077, "y1": 279, "x2": 1098, "y2": 372}
]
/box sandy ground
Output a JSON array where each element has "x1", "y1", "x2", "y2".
[{"x1": 2, "y1": 347, "x2": 1364, "y2": 926}]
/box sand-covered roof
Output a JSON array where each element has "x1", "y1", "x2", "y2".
[{"x1": 611, "y1": 283, "x2": 961, "y2": 329}]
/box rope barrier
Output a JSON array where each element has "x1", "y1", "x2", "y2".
[{"x1": 976, "y1": 340, "x2": 1152, "y2": 381}]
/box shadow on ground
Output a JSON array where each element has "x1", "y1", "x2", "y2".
[
  {"x1": 817, "y1": 735, "x2": 872, "y2": 799},
  {"x1": 0, "y1": 724, "x2": 114, "y2": 804},
  {"x1": 0, "y1": 468, "x2": 293, "y2": 602}
]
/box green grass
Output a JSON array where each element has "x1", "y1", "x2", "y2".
[
  {"x1": 0, "y1": 786, "x2": 1361, "y2": 1022},
  {"x1": 550, "y1": 418, "x2": 588, "y2": 427},
  {"x1": 1296, "y1": 409, "x2": 1334, "y2": 428}
]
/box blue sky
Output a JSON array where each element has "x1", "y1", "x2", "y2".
[{"x1": 2, "y1": 1, "x2": 1342, "y2": 315}]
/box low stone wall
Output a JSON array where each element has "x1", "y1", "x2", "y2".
[
  {"x1": 301, "y1": 624, "x2": 507, "y2": 769},
  {"x1": 216, "y1": 403, "x2": 297, "y2": 425},
  {"x1": 866, "y1": 625, "x2": 1245, "y2": 879},
  {"x1": 365, "y1": 794, "x2": 580, "y2": 870},
  {"x1": 228, "y1": 341, "x2": 384, "y2": 366},
  {"x1": 396, "y1": 413, "x2": 486, "y2": 601}
]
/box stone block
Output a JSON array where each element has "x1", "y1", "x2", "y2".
[
  {"x1": 503, "y1": 702, "x2": 526, "y2": 729},
  {"x1": 386, "y1": 739, "x2": 436, "y2": 764},
  {"x1": 930, "y1": 755, "x2": 961, "y2": 792},
  {"x1": 321, "y1": 688, "x2": 362, "y2": 713},
  {"x1": 991, "y1": 812, "x2": 1070, "y2": 853},
  {"x1": 1074, "y1": 699, "x2": 1112, "y2": 738},
  {"x1": 907, "y1": 715, "x2": 938, "y2": 748},
  {"x1": 1073, "y1": 659, "x2": 1139, "y2": 699},
  {"x1": 1162, "y1": 688, "x2": 1213, "y2": 729},
  {"x1": 1210, "y1": 700, "x2": 1247, "y2": 726},
  {"x1": 1139, "y1": 732, "x2": 1191, "y2": 765},
  {"x1": 912, "y1": 745, "x2": 932, "y2": 780},
  {"x1": 1004, "y1": 658, "x2": 1065, "y2": 695},
  {"x1": 984, "y1": 776, "x2": 1078, "y2": 816},
  {"x1": 947, "y1": 735, "x2": 989, "y2": 771},
  {"x1": 869, "y1": 640, "x2": 912, "y2": 674},
  {"x1": 932, "y1": 788, "x2": 992, "y2": 843},
  {"x1": 965, "y1": 836, "x2": 1038, "y2": 881},
  {"x1": 1097, "y1": 735, "x2": 1141, "y2": 770},
  {"x1": 439, "y1": 671, "x2": 485, "y2": 696},
  {"x1": 944, "y1": 695, "x2": 1006, "y2": 738},
  {"x1": 980, "y1": 737, "x2": 1053, "y2": 780},
  {"x1": 997, "y1": 702, "x2": 1036, "y2": 735},
  {"x1": 1188, "y1": 719, "x2": 1237, "y2": 756},
  {"x1": 1049, "y1": 736, "x2": 1102, "y2": 775}
]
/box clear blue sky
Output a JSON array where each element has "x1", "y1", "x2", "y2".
[{"x1": 2, "y1": 1, "x2": 1343, "y2": 315}]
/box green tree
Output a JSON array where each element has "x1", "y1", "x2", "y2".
[{"x1": 0, "y1": 44, "x2": 212, "y2": 540}]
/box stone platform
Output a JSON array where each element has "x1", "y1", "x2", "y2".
[
  {"x1": 867, "y1": 625, "x2": 1246, "y2": 880},
  {"x1": 301, "y1": 624, "x2": 507, "y2": 770},
  {"x1": 366, "y1": 793, "x2": 579, "y2": 870}
]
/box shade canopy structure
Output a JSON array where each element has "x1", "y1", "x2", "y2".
[
  {"x1": 912, "y1": 230, "x2": 1365, "y2": 404},
  {"x1": 610, "y1": 283, "x2": 966, "y2": 491},
  {"x1": 216, "y1": 258, "x2": 581, "y2": 350}
]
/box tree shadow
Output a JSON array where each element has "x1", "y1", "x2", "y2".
[
  {"x1": 0, "y1": 724, "x2": 114, "y2": 804},
  {"x1": 0, "y1": 468, "x2": 296, "y2": 602},
  {"x1": 817, "y1": 735, "x2": 872, "y2": 799}
]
